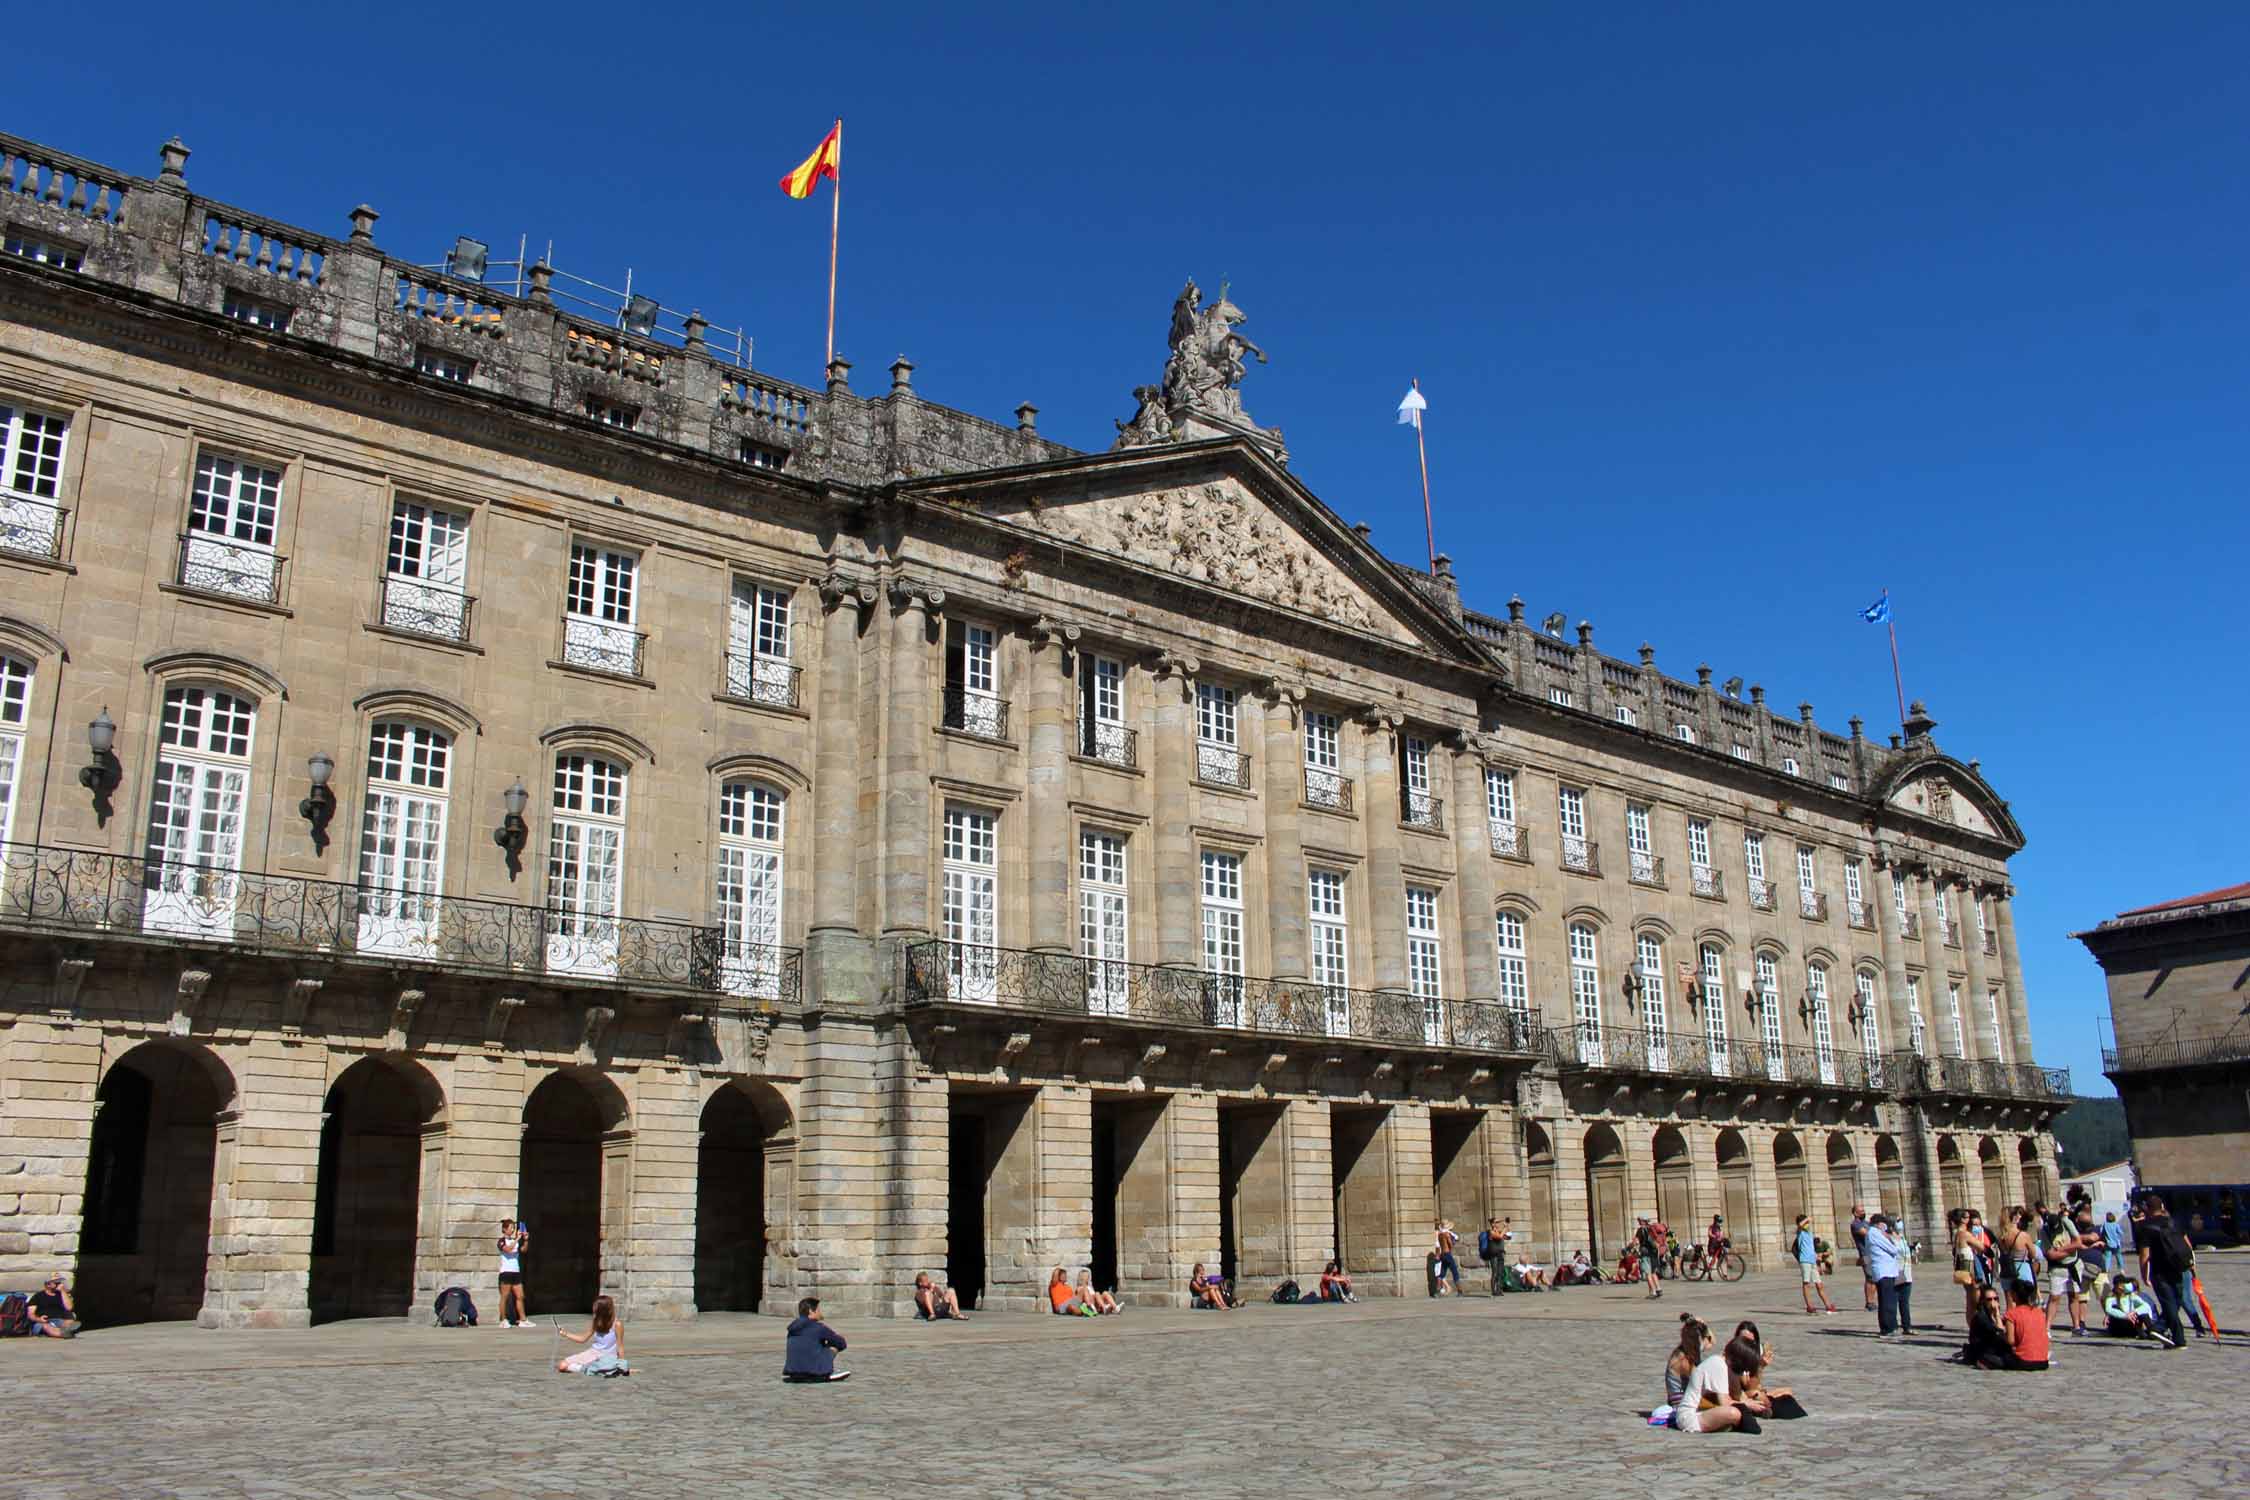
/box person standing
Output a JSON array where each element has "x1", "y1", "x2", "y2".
[
  {"x1": 1431, "y1": 1219, "x2": 1462, "y2": 1297},
  {"x1": 1480, "y1": 1217, "x2": 1510, "y2": 1297},
  {"x1": 2100, "y1": 1212, "x2": 2125, "y2": 1275},
  {"x1": 1863, "y1": 1213, "x2": 1909, "y2": 1338},
  {"x1": 496, "y1": 1218, "x2": 532, "y2": 1329},
  {"x1": 1795, "y1": 1215, "x2": 1839, "y2": 1315},
  {"x1": 1635, "y1": 1217, "x2": 1662, "y2": 1300},
  {"x1": 2135, "y1": 1197, "x2": 2194, "y2": 1350},
  {"x1": 1849, "y1": 1205, "x2": 1875, "y2": 1310}
]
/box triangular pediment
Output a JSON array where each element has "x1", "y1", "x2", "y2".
[
  {"x1": 1877, "y1": 755, "x2": 2021, "y2": 846},
  {"x1": 900, "y1": 440, "x2": 1480, "y2": 660}
]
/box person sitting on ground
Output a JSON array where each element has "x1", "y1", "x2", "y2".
[
  {"x1": 1957, "y1": 1285, "x2": 2011, "y2": 1368},
  {"x1": 2103, "y1": 1279, "x2": 2168, "y2": 1344},
  {"x1": 1048, "y1": 1266, "x2": 1092, "y2": 1316},
  {"x1": 913, "y1": 1271, "x2": 967, "y2": 1321},
  {"x1": 1728, "y1": 1322, "x2": 1804, "y2": 1417},
  {"x1": 1554, "y1": 1248, "x2": 1598, "y2": 1286},
  {"x1": 1188, "y1": 1262, "x2": 1230, "y2": 1311},
  {"x1": 1662, "y1": 1313, "x2": 1698, "y2": 1409},
  {"x1": 1511, "y1": 1252, "x2": 1550, "y2": 1291},
  {"x1": 784, "y1": 1297, "x2": 850, "y2": 1382},
  {"x1": 26, "y1": 1275, "x2": 79, "y2": 1339},
  {"x1": 1669, "y1": 1316, "x2": 1759, "y2": 1433},
  {"x1": 555, "y1": 1294, "x2": 629, "y2": 1376},
  {"x1": 1073, "y1": 1271, "x2": 1120, "y2": 1315},
  {"x1": 1999, "y1": 1279, "x2": 2050, "y2": 1371},
  {"x1": 1318, "y1": 1259, "x2": 1355, "y2": 1303}
]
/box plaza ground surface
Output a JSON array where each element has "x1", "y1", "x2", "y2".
[{"x1": 9, "y1": 1258, "x2": 2241, "y2": 1499}]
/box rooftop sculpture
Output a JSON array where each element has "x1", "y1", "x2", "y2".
[{"x1": 1115, "y1": 278, "x2": 1287, "y2": 459}]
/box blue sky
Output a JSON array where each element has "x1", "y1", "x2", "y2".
[{"x1": 16, "y1": 2, "x2": 2246, "y2": 1094}]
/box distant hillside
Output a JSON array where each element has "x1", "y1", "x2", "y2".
[{"x1": 2053, "y1": 1096, "x2": 2131, "y2": 1174}]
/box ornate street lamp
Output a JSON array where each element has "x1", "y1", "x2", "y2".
[
  {"x1": 78, "y1": 706, "x2": 121, "y2": 822},
  {"x1": 299, "y1": 752, "x2": 337, "y2": 852},
  {"x1": 493, "y1": 777, "x2": 530, "y2": 879}
]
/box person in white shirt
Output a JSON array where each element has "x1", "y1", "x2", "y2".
[
  {"x1": 1668, "y1": 1316, "x2": 1759, "y2": 1433},
  {"x1": 497, "y1": 1218, "x2": 533, "y2": 1328}
]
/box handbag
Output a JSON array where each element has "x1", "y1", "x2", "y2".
[{"x1": 1951, "y1": 1269, "x2": 1974, "y2": 1286}]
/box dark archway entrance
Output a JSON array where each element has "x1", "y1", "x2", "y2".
[
  {"x1": 310, "y1": 1056, "x2": 444, "y2": 1322},
  {"x1": 1653, "y1": 1125, "x2": 1693, "y2": 1233},
  {"x1": 520, "y1": 1070, "x2": 630, "y2": 1317},
  {"x1": 1774, "y1": 1131, "x2": 1809, "y2": 1237},
  {"x1": 1716, "y1": 1129, "x2": 1753, "y2": 1250},
  {"x1": 1525, "y1": 1122, "x2": 1558, "y2": 1263},
  {"x1": 695, "y1": 1082, "x2": 790, "y2": 1313},
  {"x1": 2018, "y1": 1137, "x2": 2050, "y2": 1207},
  {"x1": 80, "y1": 1042, "x2": 231, "y2": 1326},
  {"x1": 1584, "y1": 1122, "x2": 1628, "y2": 1262}
]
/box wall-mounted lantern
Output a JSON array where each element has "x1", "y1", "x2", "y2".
[
  {"x1": 493, "y1": 777, "x2": 530, "y2": 879},
  {"x1": 79, "y1": 707, "x2": 120, "y2": 823},
  {"x1": 299, "y1": 752, "x2": 337, "y2": 853}
]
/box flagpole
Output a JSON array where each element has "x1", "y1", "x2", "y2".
[
  {"x1": 1884, "y1": 596, "x2": 1907, "y2": 725},
  {"x1": 824, "y1": 118, "x2": 842, "y2": 374},
  {"x1": 1412, "y1": 377, "x2": 1435, "y2": 571}
]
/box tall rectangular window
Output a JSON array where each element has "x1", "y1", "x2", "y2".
[
  {"x1": 944, "y1": 622, "x2": 1004, "y2": 737},
  {"x1": 1626, "y1": 804, "x2": 1655, "y2": 883},
  {"x1": 1945, "y1": 981, "x2": 1967, "y2": 1059},
  {"x1": 1744, "y1": 832, "x2": 1770, "y2": 906},
  {"x1": 0, "y1": 657, "x2": 28, "y2": 848},
  {"x1": 0, "y1": 402, "x2": 68, "y2": 559},
  {"x1": 1195, "y1": 683, "x2": 1245, "y2": 786},
  {"x1": 1310, "y1": 868, "x2": 1351, "y2": 1034},
  {"x1": 183, "y1": 452, "x2": 284, "y2": 601},
  {"x1": 1558, "y1": 785, "x2": 1592, "y2": 872},
  {"x1": 943, "y1": 806, "x2": 1000, "y2": 1001},
  {"x1": 1906, "y1": 976, "x2": 1926, "y2": 1056},
  {"x1": 1893, "y1": 870, "x2": 1911, "y2": 924},
  {"x1": 357, "y1": 721, "x2": 452, "y2": 955},
  {"x1": 1755, "y1": 952, "x2": 1785, "y2": 1080},
  {"x1": 1304, "y1": 711, "x2": 1346, "y2": 810},
  {"x1": 1406, "y1": 885, "x2": 1443, "y2": 1042},
  {"x1": 1569, "y1": 923, "x2": 1603, "y2": 1063},
  {"x1": 547, "y1": 754, "x2": 627, "y2": 977},
  {"x1": 1494, "y1": 910, "x2": 1530, "y2": 1021},
  {"x1": 1844, "y1": 859, "x2": 1866, "y2": 925},
  {"x1": 726, "y1": 579, "x2": 795, "y2": 705},
  {"x1": 1985, "y1": 988, "x2": 2006, "y2": 1062},
  {"x1": 1856, "y1": 970, "x2": 1884, "y2": 1082},
  {"x1": 1200, "y1": 850, "x2": 1245, "y2": 1024},
  {"x1": 1486, "y1": 768, "x2": 1516, "y2": 826},
  {"x1": 1077, "y1": 654, "x2": 1128, "y2": 763},
  {"x1": 382, "y1": 499, "x2": 470, "y2": 640},
  {"x1": 1079, "y1": 829, "x2": 1129, "y2": 1015},
  {"x1": 562, "y1": 542, "x2": 640, "y2": 675},
  {"x1": 1808, "y1": 963, "x2": 1837, "y2": 1083},
  {"x1": 1699, "y1": 943, "x2": 1730, "y2": 1074},
  {"x1": 716, "y1": 780, "x2": 786, "y2": 998},
  {"x1": 142, "y1": 686, "x2": 257, "y2": 940},
  {"x1": 1635, "y1": 933, "x2": 1669, "y2": 1070},
  {"x1": 1399, "y1": 735, "x2": 1437, "y2": 826},
  {"x1": 1797, "y1": 845, "x2": 1821, "y2": 918}
]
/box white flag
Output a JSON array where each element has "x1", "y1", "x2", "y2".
[{"x1": 1396, "y1": 385, "x2": 1426, "y2": 429}]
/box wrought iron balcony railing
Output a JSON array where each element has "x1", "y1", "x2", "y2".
[
  {"x1": 559, "y1": 612, "x2": 646, "y2": 677},
  {"x1": 1899, "y1": 910, "x2": 1921, "y2": 940},
  {"x1": 1748, "y1": 877, "x2": 1776, "y2": 911},
  {"x1": 1560, "y1": 836, "x2": 1599, "y2": 876},
  {"x1": 723, "y1": 651, "x2": 801, "y2": 709},
  {"x1": 1195, "y1": 741, "x2": 1251, "y2": 789},
  {"x1": 380, "y1": 573, "x2": 474, "y2": 643},
  {"x1": 1944, "y1": 918, "x2": 1963, "y2": 948},
  {"x1": 0, "y1": 493, "x2": 66, "y2": 561},
  {"x1": 1892, "y1": 1052, "x2": 2070, "y2": 1101},
  {"x1": 900, "y1": 939, "x2": 1552, "y2": 1058},
  {"x1": 0, "y1": 840, "x2": 796, "y2": 1002},
  {"x1": 1799, "y1": 890, "x2": 1829, "y2": 921},
  {"x1": 1489, "y1": 820, "x2": 1527, "y2": 861},
  {"x1": 1847, "y1": 898, "x2": 1873, "y2": 931},
  {"x1": 941, "y1": 685, "x2": 1009, "y2": 739},
  {"x1": 2103, "y1": 1031, "x2": 2250, "y2": 1076},
  {"x1": 1690, "y1": 864, "x2": 1725, "y2": 900},
  {"x1": 177, "y1": 531, "x2": 286, "y2": 605},
  {"x1": 1305, "y1": 767, "x2": 1353, "y2": 812},
  {"x1": 1078, "y1": 717, "x2": 1138, "y2": 769},
  {"x1": 1629, "y1": 851, "x2": 1666, "y2": 888},
  {"x1": 1401, "y1": 790, "x2": 1444, "y2": 832},
  {"x1": 1562, "y1": 1022, "x2": 1891, "y2": 1091}
]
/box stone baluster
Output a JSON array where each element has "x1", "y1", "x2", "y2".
[
  {"x1": 1993, "y1": 886, "x2": 2035, "y2": 1062},
  {"x1": 1025, "y1": 618, "x2": 1079, "y2": 955},
  {"x1": 1150, "y1": 654, "x2": 1199, "y2": 968},
  {"x1": 1359, "y1": 709, "x2": 1408, "y2": 992},
  {"x1": 881, "y1": 580, "x2": 943, "y2": 938},
  {"x1": 1450, "y1": 734, "x2": 1499, "y2": 1002},
  {"x1": 1260, "y1": 680, "x2": 1309, "y2": 982}
]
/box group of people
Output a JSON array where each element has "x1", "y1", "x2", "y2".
[{"x1": 1660, "y1": 1314, "x2": 1806, "y2": 1434}]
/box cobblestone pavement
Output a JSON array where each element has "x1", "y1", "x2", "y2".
[{"x1": 7, "y1": 1258, "x2": 2242, "y2": 1499}]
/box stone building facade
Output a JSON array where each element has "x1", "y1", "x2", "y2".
[
  {"x1": 0, "y1": 131, "x2": 2066, "y2": 1327},
  {"x1": 2083, "y1": 882, "x2": 2250, "y2": 1237}
]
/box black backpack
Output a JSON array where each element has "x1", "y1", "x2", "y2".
[
  {"x1": 1270, "y1": 1279, "x2": 1301, "y2": 1304},
  {"x1": 434, "y1": 1286, "x2": 477, "y2": 1327},
  {"x1": 0, "y1": 1292, "x2": 29, "y2": 1337}
]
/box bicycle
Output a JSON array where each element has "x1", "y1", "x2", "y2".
[{"x1": 1678, "y1": 1239, "x2": 1748, "y2": 1282}]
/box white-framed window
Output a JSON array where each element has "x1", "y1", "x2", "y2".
[
  {"x1": 547, "y1": 754, "x2": 627, "y2": 976},
  {"x1": 563, "y1": 542, "x2": 641, "y2": 675},
  {"x1": 1494, "y1": 909, "x2": 1530, "y2": 1021},
  {"x1": 1569, "y1": 922, "x2": 1603, "y2": 1063},
  {"x1": 1730, "y1": 743, "x2": 1752, "y2": 761},
  {"x1": 142, "y1": 685, "x2": 256, "y2": 939},
  {"x1": 1486, "y1": 767, "x2": 1516, "y2": 825},
  {"x1": 1755, "y1": 951, "x2": 1785, "y2": 1080},
  {"x1": 1195, "y1": 683, "x2": 1245, "y2": 785},
  {"x1": 1945, "y1": 981, "x2": 1967, "y2": 1059},
  {"x1": 944, "y1": 621, "x2": 1003, "y2": 737},
  {"x1": 2, "y1": 229, "x2": 83, "y2": 269},
  {"x1": 1200, "y1": 850, "x2": 1245, "y2": 1024},
  {"x1": 382, "y1": 499, "x2": 470, "y2": 641},
  {"x1": 1687, "y1": 816, "x2": 1712, "y2": 875},
  {"x1": 741, "y1": 440, "x2": 788, "y2": 471},
  {"x1": 1079, "y1": 828, "x2": 1129, "y2": 1015},
  {"x1": 942, "y1": 806, "x2": 999, "y2": 1001},
  {"x1": 1781, "y1": 756, "x2": 1799, "y2": 776},
  {"x1": 1699, "y1": 943, "x2": 1730, "y2": 1074},
  {"x1": 1828, "y1": 772, "x2": 1850, "y2": 791},
  {"x1": 1985, "y1": 988, "x2": 2006, "y2": 1062},
  {"x1": 414, "y1": 345, "x2": 474, "y2": 382},
  {"x1": 1548, "y1": 686, "x2": 1574, "y2": 708},
  {"x1": 1407, "y1": 885, "x2": 1443, "y2": 1042},
  {"x1": 585, "y1": 396, "x2": 639, "y2": 430},
  {"x1": 1635, "y1": 933, "x2": 1669, "y2": 1070},
  {"x1": 1892, "y1": 870, "x2": 1911, "y2": 925},
  {"x1": 184, "y1": 451, "x2": 284, "y2": 601},
  {"x1": 1401, "y1": 734, "x2": 1437, "y2": 825},
  {"x1": 356, "y1": 721, "x2": 451, "y2": 956},
  {"x1": 716, "y1": 780, "x2": 786, "y2": 997},
  {"x1": 0, "y1": 656, "x2": 33, "y2": 847},
  {"x1": 1558, "y1": 784, "x2": 1591, "y2": 871},
  {"x1": 1934, "y1": 883, "x2": 1951, "y2": 923},
  {"x1": 1856, "y1": 970, "x2": 1884, "y2": 1083},
  {"x1": 0, "y1": 401, "x2": 68, "y2": 559},
  {"x1": 1615, "y1": 704, "x2": 1638, "y2": 727},
  {"x1": 1674, "y1": 723, "x2": 1696, "y2": 744},
  {"x1": 221, "y1": 289, "x2": 291, "y2": 331},
  {"x1": 1626, "y1": 803, "x2": 1655, "y2": 882},
  {"x1": 1304, "y1": 710, "x2": 1345, "y2": 809},
  {"x1": 1844, "y1": 858, "x2": 1866, "y2": 924},
  {"x1": 1310, "y1": 867, "x2": 1351, "y2": 1035},
  {"x1": 1808, "y1": 962, "x2": 1837, "y2": 1083},
  {"x1": 1906, "y1": 975, "x2": 1926, "y2": 1056},
  {"x1": 1744, "y1": 831, "x2": 1770, "y2": 905},
  {"x1": 1797, "y1": 845, "x2": 1822, "y2": 917},
  {"x1": 1078, "y1": 653, "x2": 1128, "y2": 763},
  {"x1": 726, "y1": 578, "x2": 796, "y2": 706}
]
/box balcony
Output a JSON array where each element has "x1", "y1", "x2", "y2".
[
  {"x1": 1560, "y1": 836, "x2": 1599, "y2": 876},
  {"x1": 1847, "y1": 899, "x2": 1874, "y2": 932},
  {"x1": 1748, "y1": 877, "x2": 1776, "y2": 911},
  {"x1": 1304, "y1": 767, "x2": 1353, "y2": 812},
  {"x1": 1195, "y1": 741, "x2": 1251, "y2": 790},
  {"x1": 1897, "y1": 1053, "x2": 2070, "y2": 1102},
  {"x1": 1799, "y1": 890, "x2": 1829, "y2": 922},
  {"x1": 1629, "y1": 851, "x2": 1666, "y2": 889},
  {"x1": 1944, "y1": 918, "x2": 1963, "y2": 948},
  {"x1": 0, "y1": 840, "x2": 796, "y2": 1002},
  {"x1": 559, "y1": 612, "x2": 646, "y2": 677},
  {"x1": 379, "y1": 573, "x2": 474, "y2": 644},
  {"x1": 0, "y1": 493, "x2": 66, "y2": 561},
  {"x1": 1489, "y1": 820, "x2": 1527, "y2": 861},
  {"x1": 1900, "y1": 911, "x2": 1921, "y2": 940},
  {"x1": 941, "y1": 685, "x2": 1009, "y2": 739},
  {"x1": 1077, "y1": 717, "x2": 1138, "y2": 769},
  {"x1": 1690, "y1": 864, "x2": 1725, "y2": 901},
  {"x1": 1401, "y1": 790, "x2": 1444, "y2": 833},
  {"x1": 176, "y1": 530, "x2": 286, "y2": 605},
  {"x1": 723, "y1": 651, "x2": 801, "y2": 709},
  {"x1": 2103, "y1": 1031, "x2": 2250, "y2": 1077},
  {"x1": 1562, "y1": 1022, "x2": 1893, "y2": 1093},
  {"x1": 900, "y1": 940, "x2": 1552, "y2": 1058}
]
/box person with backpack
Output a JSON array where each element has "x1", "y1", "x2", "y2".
[
  {"x1": 1849, "y1": 1205, "x2": 1875, "y2": 1310},
  {"x1": 2044, "y1": 1213, "x2": 2099, "y2": 1336},
  {"x1": 1480, "y1": 1217, "x2": 1510, "y2": 1296},
  {"x1": 434, "y1": 1286, "x2": 478, "y2": 1327},
  {"x1": 2136, "y1": 1196, "x2": 2196, "y2": 1351},
  {"x1": 26, "y1": 1275, "x2": 79, "y2": 1338}
]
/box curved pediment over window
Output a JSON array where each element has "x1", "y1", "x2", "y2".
[{"x1": 1873, "y1": 753, "x2": 2022, "y2": 847}]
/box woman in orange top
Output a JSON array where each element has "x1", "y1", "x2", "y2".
[{"x1": 1048, "y1": 1266, "x2": 1087, "y2": 1316}]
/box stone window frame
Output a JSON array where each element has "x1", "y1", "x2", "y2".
[
  {"x1": 169, "y1": 433, "x2": 305, "y2": 615},
  {"x1": 372, "y1": 482, "x2": 482, "y2": 653},
  {"x1": 0, "y1": 617, "x2": 67, "y2": 835},
  {"x1": 708, "y1": 751, "x2": 812, "y2": 953},
  {"x1": 344, "y1": 687, "x2": 484, "y2": 898},
  {"x1": 0, "y1": 381, "x2": 91, "y2": 569}
]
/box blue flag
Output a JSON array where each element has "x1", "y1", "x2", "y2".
[{"x1": 1860, "y1": 591, "x2": 1891, "y2": 625}]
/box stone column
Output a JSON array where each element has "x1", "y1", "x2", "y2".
[
  {"x1": 1993, "y1": 888, "x2": 2036, "y2": 1062},
  {"x1": 1551, "y1": 1120, "x2": 1590, "y2": 1269},
  {"x1": 1166, "y1": 1089, "x2": 1222, "y2": 1301},
  {"x1": 1872, "y1": 857, "x2": 1915, "y2": 1056},
  {"x1": 793, "y1": 1015, "x2": 884, "y2": 1317},
  {"x1": 1151, "y1": 655, "x2": 1200, "y2": 968},
  {"x1": 1908, "y1": 1110, "x2": 1947, "y2": 1254},
  {"x1": 624, "y1": 1068, "x2": 699, "y2": 1320},
  {"x1": 1381, "y1": 1102, "x2": 1436, "y2": 1297},
  {"x1": 809, "y1": 574, "x2": 874, "y2": 1006},
  {"x1": 1025, "y1": 623, "x2": 1078, "y2": 955},
  {"x1": 1260, "y1": 683, "x2": 1310, "y2": 980},
  {"x1": 881, "y1": 581, "x2": 943, "y2": 939},
  {"x1": 1746, "y1": 1125, "x2": 1782, "y2": 1271},
  {"x1": 0, "y1": 1017, "x2": 100, "y2": 1288},
  {"x1": 1685, "y1": 1122, "x2": 1723, "y2": 1239},
  {"x1": 1913, "y1": 867, "x2": 1956, "y2": 1056},
  {"x1": 1960, "y1": 877, "x2": 1996, "y2": 1063},
  {"x1": 1033, "y1": 1082, "x2": 1094, "y2": 1282},
  {"x1": 1478, "y1": 1105, "x2": 1530, "y2": 1241},
  {"x1": 1359, "y1": 711, "x2": 1408, "y2": 992},
  {"x1": 200, "y1": 1036, "x2": 325, "y2": 1328},
  {"x1": 438, "y1": 1051, "x2": 525, "y2": 1309},
  {"x1": 875, "y1": 1034, "x2": 948, "y2": 1317},
  {"x1": 1282, "y1": 1097, "x2": 1339, "y2": 1281},
  {"x1": 1450, "y1": 738, "x2": 1499, "y2": 1001}
]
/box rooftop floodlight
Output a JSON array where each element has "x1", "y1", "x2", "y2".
[
  {"x1": 1541, "y1": 611, "x2": 1567, "y2": 638},
  {"x1": 622, "y1": 295, "x2": 660, "y2": 337},
  {"x1": 1723, "y1": 676, "x2": 1744, "y2": 699},
  {"x1": 447, "y1": 236, "x2": 489, "y2": 282}
]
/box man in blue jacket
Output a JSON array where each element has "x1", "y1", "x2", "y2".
[{"x1": 785, "y1": 1296, "x2": 851, "y2": 1382}]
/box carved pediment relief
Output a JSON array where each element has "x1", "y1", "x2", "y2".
[
  {"x1": 1011, "y1": 477, "x2": 1403, "y2": 641},
  {"x1": 1888, "y1": 769, "x2": 1997, "y2": 837}
]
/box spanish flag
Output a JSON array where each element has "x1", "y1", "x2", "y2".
[{"x1": 779, "y1": 123, "x2": 841, "y2": 200}]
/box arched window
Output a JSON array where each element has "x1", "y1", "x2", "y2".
[
  {"x1": 1699, "y1": 943, "x2": 1730, "y2": 1074},
  {"x1": 0, "y1": 654, "x2": 32, "y2": 846},
  {"x1": 1568, "y1": 922, "x2": 1602, "y2": 1063},
  {"x1": 1754, "y1": 951, "x2": 1784, "y2": 1081},
  {"x1": 716, "y1": 780, "x2": 785, "y2": 997},
  {"x1": 1493, "y1": 910, "x2": 1529, "y2": 1020},
  {"x1": 548, "y1": 754, "x2": 627, "y2": 977},
  {"x1": 358, "y1": 721, "x2": 452, "y2": 955},
  {"x1": 144, "y1": 685, "x2": 257, "y2": 937},
  {"x1": 1635, "y1": 933, "x2": 1668, "y2": 1070},
  {"x1": 1807, "y1": 961, "x2": 1837, "y2": 1082}
]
